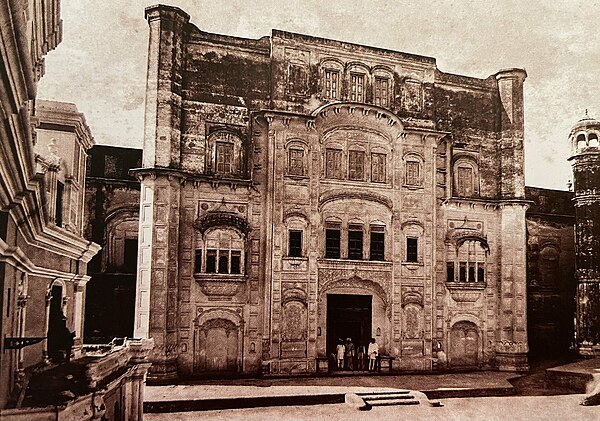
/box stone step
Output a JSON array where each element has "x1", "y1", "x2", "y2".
[
  {"x1": 360, "y1": 394, "x2": 415, "y2": 401},
  {"x1": 367, "y1": 398, "x2": 420, "y2": 407},
  {"x1": 356, "y1": 390, "x2": 410, "y2": 396}
]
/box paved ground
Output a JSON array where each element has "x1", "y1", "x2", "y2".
[
  {"x1": 144, "y1": 394, "x2": 600, "y2": 421},
  {"x1": 146, "y1": 370, "x2": 517, "y2": 403}
]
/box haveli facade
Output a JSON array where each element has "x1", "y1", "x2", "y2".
[{"x1": 138, "y1": 4, "x2": 539, "y2": 381}]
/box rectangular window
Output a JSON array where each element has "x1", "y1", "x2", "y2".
[
  {"x1": 216, "y1": 142, "x2": 234, "y2": 174},
  {"x1": 289, "y1": 230, "x2": 303, "y2": 257},
  {"x1": 55, "y1": 181, "x2": 64, "y2": 227},
  {"x1": 369, "y1": 227, "x2": 385, "y2": 261},
  {"x1": 447, "y1": 262, "x2": 455, "y2": 282},
  {"x1": 325, "y1": 226, "x2": 341, "y2": 259},
  {"x1": 288, "y1": 64, "x2": 308, "y2": 95},
  {"x1": 348, "y1": 150, "x2": 365, "y2": 181},
  {"x1": 288, "y1": 148, "x2": 304, "y2": 176},
  {"x1": 371, "y1": 153, "x2": 386, "y2": 183},
  {"x1": 350, "y1": 73, "x2": 365, "y2": 102},
  {"x1": 194, "y1": 249, "x2": 202, "y2": 273},
  {"x1": 374, "y1": 77, "x2": 389, "y2": 107},
  {"x1": 468, "y1": 263, "x2": 476, "y2": 282},
  {"x1": 457, "y1": 166, "x2": 474, "y2": 196},
  {"x1": 406, "y1": 237, "x2": 418, "y2": 262},
  {"x1": 230, "y1": 251, "x2": 241, "y2": 274},
  {"x1": 459, "y1": 262, "x2": 467, "y2": 282},
  {"x1": 123, "y1": 238, "x2": 138, "y2": 273},
  {"x1": 348, "y1": 225, "x2": 363, "y2": 260},
  {"x1": 406, "y1": 161, "x2": 420, "y2": 186},
  {"x1": 218, "y1": 251, "x2": 229, "y2": 273},
  {"x1": 324, "y1": 69, "x2": 339, "y2": 99},
  {"x1": 325, "y1": 149, "x2": 343, "y2": 179},
  {"x1": 206, "y1": 249, "x2": 217, "y2": 273},
  {"x1": 477, "y1": 265, "x2": 485, "y2": 283}
]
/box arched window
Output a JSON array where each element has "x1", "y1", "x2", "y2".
[
  {"x1": 576, "y1": 133, "x2": 587, "y2": 150},
  {"x1": 206, "y1": 130, "x2": 243, "y2": 177},
  {"x1": 453, "y1": 157, "x2": 479, "y2": 198},
  {"x1": 446, "y1": 240, "x2": 487, "y2": 283},
  {"x1": 589, "y1": 133, "x2": 599, "y2": 148},
  {"x1": 286, "y1": 140, "x2": 308, "y2": 177},
  {"x1": 195, "y1": 228, "x2": 245, "y2": 275},
  {"x1": 404, "y1": 153, "x2": 423, "y2": 187},
  {"x1": 320, "y1": 58, "x2": 344, "y2": 100}
]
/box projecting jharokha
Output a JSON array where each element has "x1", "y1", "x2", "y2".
[{"x1": 135, "y1": 4, "x2": 531, "y2": 383}]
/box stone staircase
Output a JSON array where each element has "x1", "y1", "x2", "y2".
[{"x1": 354, "y1": 390, "x2": 420, "y2": 407}]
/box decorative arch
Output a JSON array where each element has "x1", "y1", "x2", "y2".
[
  {"x1": 283, "y1": 210, "x2": 309, "y2": 223},
  {"x1": 345, "y1": 61, "x2": 371, "y2": 73},
  {"x1": 318, "y1": 189, "x2": 393, "y2": 211},
  {"x1": 193, "y1": 308, "x2": 243, "y2": 373},
  {"x1": 194, "y1": 308, "x2": 243, "y2": 329},
  {"x1": 194, "y1": 212, "x2": 249, "y2": 237},
  {"x1": 320, "y1": 276, "x2": 388, "y2": 310},
  {"x1": 282, "y1": 288, "x2": 308, "y2": 305}
]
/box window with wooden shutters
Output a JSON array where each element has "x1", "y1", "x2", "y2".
[
  {"x1": 371, "y1": 153, "x2": 386, "y2": 183},
  {"x1": 216, "y1": 142, "x2": 234, "y2": 174},
  {"x1": 370, "y1": 226, "x2": 385, "y2": 261},
  {"x1": 374, "y1": 77, "x2": 390, "y2": 107},
  {"x1": 324, "y1": 69, "x2": 340, "y2": 99},
  {"x1": 288, "y1": 148, "x2": 305, "y2": 176},
  {"x1": 406, "y1": 160, "x2": 421, "y2": 186},
  {"x1": 350, "y1": 73, "x2": 365, "y2": 102},
  {"x1": 325, "y1": 148, "x2": 343, "y2": 179},
  {"x1": 348, "y1": 225, "x2": 364, "y2": 260},
  {"x1": 348, "y1": 150, "x2": 365, "y2": 181},
  {"x1": 457, "y1": 166, "x2": 474, "y2": 197},
  {"x1": 325, "y1": 224, "x2": 341, "y2": 258}
]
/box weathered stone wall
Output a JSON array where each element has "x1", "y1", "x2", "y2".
[
  {"x1": 525, "y1": 187, "x2": 575, "y2": 356},
  {"x1": 138, "y1": 4, "x2": 532, "y2": 380}
]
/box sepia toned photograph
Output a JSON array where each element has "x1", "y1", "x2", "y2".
[{"x1": 0, "y1": 1, "x2": 599, "y2": 420}]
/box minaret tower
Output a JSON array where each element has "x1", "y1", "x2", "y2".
[{"x1": 569, "y1": 112, "x2": 600, "y2": 355}]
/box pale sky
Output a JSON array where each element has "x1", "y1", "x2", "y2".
[{"x1": 38, "y1": 0, "x2": 600, "y2": 190}]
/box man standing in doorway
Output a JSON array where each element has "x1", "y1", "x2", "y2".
[
  {"x1": 368, "y1": 337, "x2": 379, "y2": 372},
  {"x1": 345, "y1": 338, "x2": 355, "y2": 371}
]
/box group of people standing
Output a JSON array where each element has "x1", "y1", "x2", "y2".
[{"x1": 334, "y1": 337, "x2": 379, "y2": 371}]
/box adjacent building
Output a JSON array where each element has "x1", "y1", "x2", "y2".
[
  {"x1": 136, "y1": 4, "x2": 534, "y2": 382},
  {"x1": 0, "y1": 2, "x2": 151, "y2": 419},
  {"x1": 84, "y1": 145, "x2": 142, "y2": 344},
  {"x1": 569, "y1": 115, "x2": 600, "y2": 355}
]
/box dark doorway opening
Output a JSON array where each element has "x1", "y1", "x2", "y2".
[
  {"x1": 47, "y1": 285, "x2": 63, "y2": 361},
  {"x1": 326, "y1": 294, "x2": 372, "y2": 356}
]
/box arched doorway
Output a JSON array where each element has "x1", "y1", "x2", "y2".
[
  {"x1": 194, "y1": 318, "x2": 240, "y2": 373},
  {"x1": 47, "y1": 284, "x2": 64, "y2": 361},
  {"x1": 449, "y1": 321, "x2": 479, "y2": 368}
]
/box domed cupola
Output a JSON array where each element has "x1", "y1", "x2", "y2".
[{"x1": 569, "y1": 110, "x2": 600, "y2": 155}]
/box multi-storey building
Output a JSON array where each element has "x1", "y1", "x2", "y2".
[
  {"x1": 84, "y1": 145, "x2": 142, "y2": 343},
  {"x1": 137, "y1": 4, "x2": 533, "y2": 381},
  {"x1": 0, "y1": 2, "x2": 152, "y2": 419}
]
